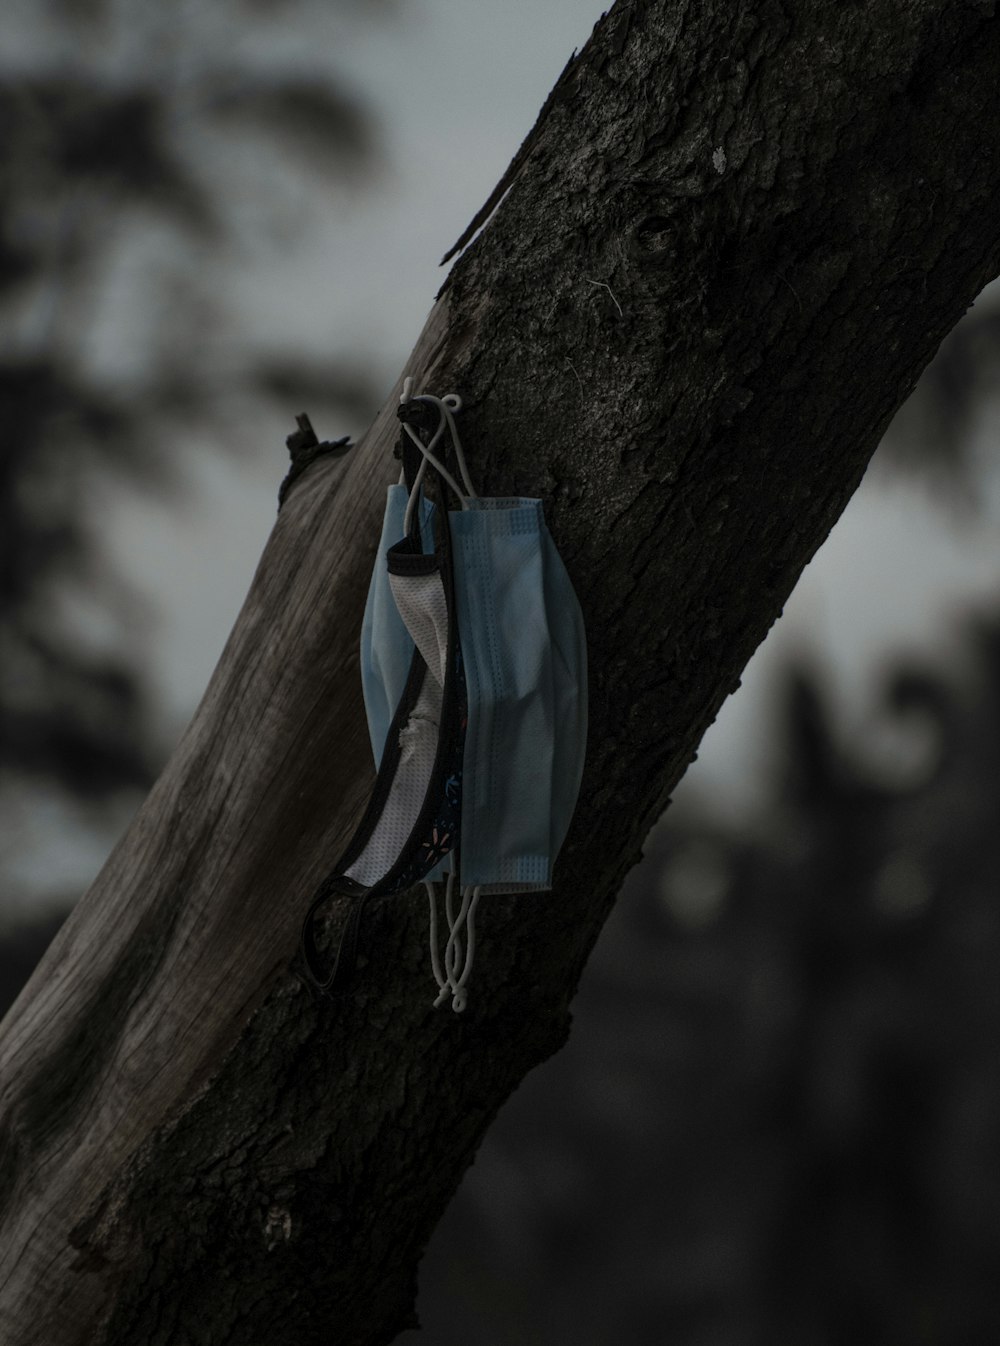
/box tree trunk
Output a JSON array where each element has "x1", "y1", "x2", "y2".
[{"x1": 3, "y1": 2, "x2": 1000, "y2": 1342}]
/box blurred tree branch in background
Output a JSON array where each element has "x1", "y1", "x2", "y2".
[{"x1": 0, "y1": 0, "x2": 386, "y2": 936}]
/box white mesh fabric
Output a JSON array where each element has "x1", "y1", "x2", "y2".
[
  {"x1": 388, "y1": 570, "x2": 449, "y2": 688},
  {"x1": 345, "y1": 568, "x2": 450, "y2": 888}
]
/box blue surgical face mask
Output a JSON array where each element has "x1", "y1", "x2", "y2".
[
  {"x1": 449, "y1": 496, "x2": 587, "y2": 891},
  {"x1": 359, "y1": 485, "x2": 436, "y2": 770},
  {"x1": 301, "y1": 390, "x2": 587, "y2": 1013}
]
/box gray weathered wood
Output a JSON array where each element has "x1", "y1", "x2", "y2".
[{"x1": 2, "y1": 2, "x2": 1000, "y2": 1342}]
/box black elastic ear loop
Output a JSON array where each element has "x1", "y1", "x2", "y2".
[
  {"x1": 301, "y1": 404, "x2": 445, "y2": 998},
  {"x1": 301, "y1": 877, "x2": 363, "y2": 996},
  {"x1": 397, "y1": 399, "x2": 433, "y2": 496}
]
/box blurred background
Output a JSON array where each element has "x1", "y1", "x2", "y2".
[{"x1": 2, "y1": 2, "x2": 999, "y2": 1343}]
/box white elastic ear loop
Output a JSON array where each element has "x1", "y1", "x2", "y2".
[
  {"x1": 443, "y1": 872, "x2": 462, "y2": 975},
  {"x1": 402, "y1": 423, "x2": 466, "y2": 532},
  {"x1": 427, "y1": 870, "x2": 458, "y2": 1008},
  {"x1": 427, "y1": 876, "x2": 449, "y2": 1004},
  {"x1": 426, "y1": 875, "x2": 481, "y2": 1012},
  {"x1": 402, "y1": 418, "x2": 461, "y2": 536},
  {"x1": 399, "y1": 390, "x2": 479, "y2": 538},
  {"x1": 445, "y1": 886, "x2": 480, "y2": 1014},
  {"x1": 401, "y1": 396, "x2": 450, "y2": 530},
  {"x1": 414, "y1": 394, "x2": 477, "y2": 500}
]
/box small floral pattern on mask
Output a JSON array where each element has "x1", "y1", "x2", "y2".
[{"x1": 387, "y1": 643, "x2": 467, "y2": 893}]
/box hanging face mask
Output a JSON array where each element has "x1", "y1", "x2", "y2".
[
  {"x1": 358, "y1": 486, "x2": 436, "y2": 771},
  {"x1": 300, "y1": 388, "x2": 587, "y2": 1012}
]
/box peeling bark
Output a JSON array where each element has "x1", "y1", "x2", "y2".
[{"x1": 2, "y1": 2, "x2": 1000, "y2": 1343}]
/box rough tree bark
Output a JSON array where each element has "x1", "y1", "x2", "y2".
[{"x1": 3, "y1": 2, "x2": 1000, "y2": 1342}]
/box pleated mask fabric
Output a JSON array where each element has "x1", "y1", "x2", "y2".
[{"x1": 450, "y1": 497, "x2": 587, "y2": 893}]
